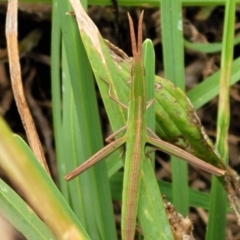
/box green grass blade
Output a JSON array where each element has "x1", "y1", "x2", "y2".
[
  {"x1": 56, "y1": 1, "x2": 117, "y2": 239},
  {"x1": 184, "y1": 35, "x2": 240, "y2": 53},
  {"x1": 143, "y1": 39, "x2": 155, "y2": 166},
  {"x1": 61, "y1": 44, "x2": 116, "y2": 239},
  {"x1": 138, "y1": 160, "x2": 174, "y2": 240},
  {"x1": 0, "y1": 178, "x2": 56, "y2": 240},
  {"x1": 51, "y1": 0, "x2": 70, "y2": 199},
  {"x1": 160, "y1": 0, "x2": 188, "y2": 215},
  {"x1": 0, "y1": 118, "x2": 90, "y2": 239},
  {"x1": 139, "y1": 39, "x2": 173, "y2": 239},
  {"x1": 61, "y1": 44, "x2": 87, "y2": 224},
  {"x1": 143, "y1": 39, "x2": 155, "y2": 122},
  {"x1": 206, "y1": 1, "x2": 236, "y2": 239}
]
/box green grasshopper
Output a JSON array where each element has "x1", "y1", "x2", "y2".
[{"x1": 65, "y1": 11, "x2": 225, "y2": 240}]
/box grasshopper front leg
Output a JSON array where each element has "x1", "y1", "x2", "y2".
[{"x1": 65, "y1": 136, "x2": 126, "y2": 181}]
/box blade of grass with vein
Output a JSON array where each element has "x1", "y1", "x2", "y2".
[
  {"x1": 144, "y1": 39, "x2": 155, "y2": 167},
  {"x1": 138, "y1": 40, "x2": 173, "y2": 239},
  {"x1": 0, "y1": 178, "x2": 56, "y2": 240},
  {"x1": 61, "y1": 43, "x2": 117, "y2": 239},
  {"x1": 160, "y1": 0, "x2": 189, "y2": 215},
  {"x1": 51, "y1": 0, "x2": 69, "y2": 198},
  {"x1": 61, "y1": 45, "x2": 97, "y2": 232},
  {"x1": 56, "y1": 0, "x2": 117, "y2": 239},
  {"x1": 61, "y1": 44, "x2": 88, "y2": 225},
  {"x1": 0, "y1": 118, "x2": 90, "y2": 239},
  {"x1": 206, "y1": 1, "x2": 236, "y2": 239}
]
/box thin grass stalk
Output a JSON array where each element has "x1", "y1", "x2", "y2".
[
  {"x1": 206, "y1": 1, "x2": 236, "y2": 239},
  {"x1": 138, "y1": 40, "x2": 174, "y2": 239},
  {"x1": 160, "y1": 0, "x2": 189, "y2": 215},
  {"x1": 143, "y1": 40, "x2": 155, "y2": 166},
  {"x1": 50, "y1": 0, "x2": 70, "y2": 197}
]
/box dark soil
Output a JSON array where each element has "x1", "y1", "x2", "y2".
[{"x1": 0, "y1": 3, "x2": 240, "y2": 239}]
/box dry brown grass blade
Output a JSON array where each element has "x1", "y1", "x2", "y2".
[{"x1": 5, "y1": 0, "x2": 50, "y2": 175}]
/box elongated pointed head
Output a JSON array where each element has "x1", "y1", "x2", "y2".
[
  {"x1": 127, "y1": 11, "x2": 146, "y2": 101},
  {"x1": 127, "y1": 11, "x2": 144, "y2": 57}
]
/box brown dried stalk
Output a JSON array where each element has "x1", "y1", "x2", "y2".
[{"x1": 5, "y1": 0, "x2": 50, "y2": 175}]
